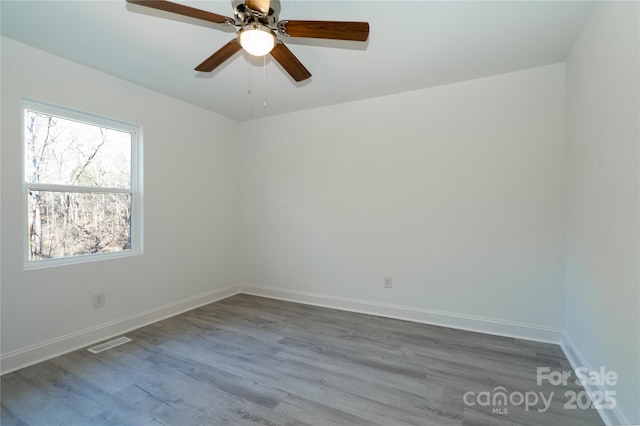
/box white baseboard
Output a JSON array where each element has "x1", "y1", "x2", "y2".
[
  {"x1": 0, "y1": 284, "x2": 241, "y2": 375},
  {"x1": 560, "y1": 333, "x2": 632, "y2": 426},
  {"x1": 0, "y1": 282, "x2": 565, "y2": 376},
  {"x1": 239, "y1": 283, "x2": 563, "y2": 344}
]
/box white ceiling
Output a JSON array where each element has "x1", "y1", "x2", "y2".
[{"x1": 1, "y1": 0, "x2": 594, "y2": 122}]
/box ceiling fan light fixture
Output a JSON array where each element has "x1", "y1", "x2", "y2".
[
  {"x1": 126, "y1": 0, "x2": 369, "y2": 82},
  {"x1": 239, "y1": 24, "x2": 276, "y2": 56}
]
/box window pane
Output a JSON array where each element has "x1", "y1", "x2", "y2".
[
  {"x1": 24, "y1": 110, "x2": 131, "y2": 188},
  {"x1": 28, "y1": 191, "x2": 132, "y2": 261}
]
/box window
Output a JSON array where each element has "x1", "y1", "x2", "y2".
[{"x1": 23, "y1": 98, "x2": 142, "y2": 268}]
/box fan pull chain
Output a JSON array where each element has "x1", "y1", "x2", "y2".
[
  {"x1": 263, "y1": 55, "x2": 267, "y2": 109},
  {"x1": 248, "y1": 54, "x2": 253, "y2": 95}
]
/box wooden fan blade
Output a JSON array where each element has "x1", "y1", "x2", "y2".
[
  {"x1": 270, "y1": 43, "x2": 311, "y2": 82},
  {"x1": 126, "y1": 0, "x2": 233, "y2": 25},
  {"x1": 280, "y1": 20, "x2": 369, "y2": 41},
  {"x1": 195, "y1": 40, "x2": 242, "y2": 72},
  {"x1": 245, "y1": 0, "x2": 270, "y2": 14}
]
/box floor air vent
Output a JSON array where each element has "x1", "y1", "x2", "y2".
[{"x1": 87, "y1": 336, "x2": 132, "y2": 354}]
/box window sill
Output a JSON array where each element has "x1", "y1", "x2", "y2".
[{"x1": 24, "y1": 249, "x2": 142, "y2": 271}]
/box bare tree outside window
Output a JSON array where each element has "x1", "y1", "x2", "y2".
[{"x1": 24, "y1": 103, "x2": 139, "y2": 264}]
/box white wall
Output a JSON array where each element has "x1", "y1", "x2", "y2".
[
  {"x1": 0, "y1": 37, "x2": 241, "y2": 371},
  {"x1": 241, "y1": 63, "x2": 566, "y2": 335},
  {"x1": 565, "y1": 2, "x2": 640, "y2": 424}
]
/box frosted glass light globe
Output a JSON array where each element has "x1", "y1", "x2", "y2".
[{"x1": 239, "y1": 25, "x2": 276, "y2": 57}]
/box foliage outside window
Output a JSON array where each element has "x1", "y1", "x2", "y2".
[{"x1": 23, "y1": 99, "x2": 142, "y2": 268}]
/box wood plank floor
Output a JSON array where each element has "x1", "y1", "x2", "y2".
[{"x1": 1, "y1": 294, "x2": 604, "y2": 426}]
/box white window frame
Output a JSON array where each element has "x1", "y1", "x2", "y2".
[{"x1": 22, "y1": 98, "x2": 143, "y2": 270}]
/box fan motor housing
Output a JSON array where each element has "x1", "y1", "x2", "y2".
[{"x1": 233, "y1": 0, "x2": 280, "y2": 27}]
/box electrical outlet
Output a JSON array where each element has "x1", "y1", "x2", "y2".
[
  {"x1": 93, "y1": 292, "x2": 105, "y2": 309},
  {"x1": 384, "y1": 276, "x2": 393, "y2": 288}
]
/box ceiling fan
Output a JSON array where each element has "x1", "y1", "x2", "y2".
[{"x1": 126, "y1": 0, "x2": 370, "y2": 82}]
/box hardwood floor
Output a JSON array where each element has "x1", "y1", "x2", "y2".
[{"x1": 1, "y1": 294, "x2": 604, "y2": 425}]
